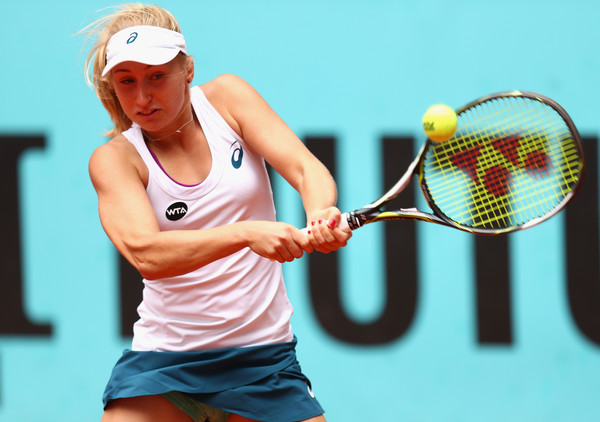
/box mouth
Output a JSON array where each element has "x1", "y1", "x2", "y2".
[{"x1": 137, "y1": 109, "x2": 159, "y2": 118}]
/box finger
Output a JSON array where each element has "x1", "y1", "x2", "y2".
[
  {"x1": 318, "y1": 221, "x2": 339, "y2": 244},
  {"x1": 274, "y1": 247, "x2": 294, "y2": 262},
  {"x1": 313, "y1": 228, "x2": 350, "y2": 253},
  {"x1": 294, "y1": 230, "x2": 314, "y2": 253},
  {"x1": 278, "y1": 239, "x2": 305, "y2": 262},
  {"x1": 331, "y1": 227, "x2": 352, "y2": 244},
  {"x1": 309, "y1": 219, "x2": 327, "y2": 244}
]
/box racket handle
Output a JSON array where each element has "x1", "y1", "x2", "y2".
[
  {"x1": 339, "y1": 213, "x2": 350, "y2": 230},
  {"x1": 300, "y1": 213, "x2": 351, "y2": 235}
]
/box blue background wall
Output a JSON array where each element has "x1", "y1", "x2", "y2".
[{"x1": 1, "y1": 0, "x2": 599, "y2": 420}]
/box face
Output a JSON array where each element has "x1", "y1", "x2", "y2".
[{"x1": 111, "y1": 57, "x2": 192, "y2": 135}]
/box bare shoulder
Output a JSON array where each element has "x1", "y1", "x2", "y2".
[
  {"x1": 89, "y1": 135, "x2": 147, "y2": 189},
  {"x1": 201, "y1": 74, "x2": 264, "y2": 112},
  {"x1": 89, "y1": 135, "x2": 133, "y2": 174},
  {"x1": 201, "y1": 74, "x2": 253, "y2": 98},
  {"x1": 200, "y1": 74, "x2": 262, "y2": 137}
]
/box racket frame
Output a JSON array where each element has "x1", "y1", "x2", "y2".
[{"x1": 341, "y1": 90, "x2": 585, "y2": 235}]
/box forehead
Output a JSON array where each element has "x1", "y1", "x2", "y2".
[{"x1": 111, "y1": 59, "x2": 179, "y2": 74}]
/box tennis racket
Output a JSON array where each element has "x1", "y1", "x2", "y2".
[{"x1": 327, "y1": 90, "x2": 584, "y2": 235}]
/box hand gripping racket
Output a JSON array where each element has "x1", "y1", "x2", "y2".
[{"x1": 332, "y1": 90, "x2": 584, "y2": 235}]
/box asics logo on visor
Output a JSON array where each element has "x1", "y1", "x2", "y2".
[
  {"x1": 102, "y1": 26, "x2": 188, "y2": 76},
  {"x1": 127, "y1": 32, "x2": 138, "y2": 44}
]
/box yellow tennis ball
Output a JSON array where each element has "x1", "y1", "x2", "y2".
[{"x1": 422, "y1": 104, "x2": 458, "y2": 142}]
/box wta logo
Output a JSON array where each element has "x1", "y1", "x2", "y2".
[{"x1": 165, "y1": 202, "x2": 188, "y2": 221}]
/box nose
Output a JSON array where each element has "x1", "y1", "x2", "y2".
[{"x1": 135, "y1": 81, "x2": 152, "y2": 107}]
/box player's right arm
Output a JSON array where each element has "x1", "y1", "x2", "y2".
[{"x1": 88, "y1": 137, "x2": 312, "y2": 280}]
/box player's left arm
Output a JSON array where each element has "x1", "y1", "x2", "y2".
[{"x1": 202, "y1": 74, "x2": 350, "y2": 252}]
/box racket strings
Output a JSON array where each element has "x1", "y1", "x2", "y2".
[
  {"x1": 450, "y1": 132, "x2": 574, "y2": 227},
  {"x1": 461, "y1": 125, "x2": 575, "y2": 226},
  {"x1": 422, "y1": 95, "x2": 583, "y2": 230},
  {"x1": 467, "y1": 101, "x2": 572, "y2": 225}
]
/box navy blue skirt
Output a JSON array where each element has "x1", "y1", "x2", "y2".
[{"x1": 103, "y1": 338, "x2": 324, "y2": 421}]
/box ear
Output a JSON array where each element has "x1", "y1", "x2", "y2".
[{"x1": 185, "y1": 56, "x2": 195, "y2": 85}]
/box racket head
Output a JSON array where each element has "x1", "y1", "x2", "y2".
[{"x1": 418, "y1": 90, "x2": 584, "y2": 235}]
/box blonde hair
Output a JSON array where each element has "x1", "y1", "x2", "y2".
[{"x1": 81, "y1": 4, "x2": 191, "y2": 136}]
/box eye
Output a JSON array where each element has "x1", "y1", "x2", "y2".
[
  {"x1": 150, "y1": 72, "x2": 165, "y2": 81},
  {"x1": 119, "y1": 78, "x2": 135, "y2": 85}
]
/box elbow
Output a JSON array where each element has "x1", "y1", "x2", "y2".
[
  {"x1": 127, "y1": 253, "x2": 158, "y2": 281},
  {"x1": 134, "y1": 260, "x2": 161, "y2": 281},
  {"x1": 122, "y1": 237, "x2": 163, "y2": 280},
  {"x1": 129, "y1": 248, "x2": 185, "y2": 281},
  {"x1": 129, "y1": 250, "x2": 166, "y2": 281}
]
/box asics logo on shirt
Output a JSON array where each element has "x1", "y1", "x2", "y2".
[
  {"x1": 166, "y1": 202, "x2": 188, "y2": 221},
  {"x1": 230, "y1": 141, "x2": 243, "y2": 169},
  {"x1": 307, "y1": 384, "x2": 315, "y2": 399}
]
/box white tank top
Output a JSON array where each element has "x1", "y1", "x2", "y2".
[{"x1": 121, "y1": 86, "x2": 294, "y2": 351}]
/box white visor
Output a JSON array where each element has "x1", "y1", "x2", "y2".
[{"x1": 102, "y1": 25, "x2": 187, "y2": 76}]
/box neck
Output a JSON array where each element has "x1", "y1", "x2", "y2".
[{"x1": 142, "y1": 115, "x2": 195, "y2": 143}]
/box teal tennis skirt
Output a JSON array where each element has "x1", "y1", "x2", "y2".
[{"x1": 102, "y1": 337, "x2": 324, "y2": 421}]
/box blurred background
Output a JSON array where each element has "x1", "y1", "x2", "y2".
[{"x1": 1, "y1": 0, "x2": 599, "y2": 420}]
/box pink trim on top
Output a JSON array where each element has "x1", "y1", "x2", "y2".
[{"x1": 147, "y1": 147, "x2": 202, "y2": 188}]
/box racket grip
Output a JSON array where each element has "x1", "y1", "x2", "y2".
[{"x1": 300, "y1": 213, "x2": 350, "y2": 235}]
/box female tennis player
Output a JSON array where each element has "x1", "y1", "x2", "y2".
[{"x1": 82, "y1": 4, "x2": 350, "y2": 422}]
